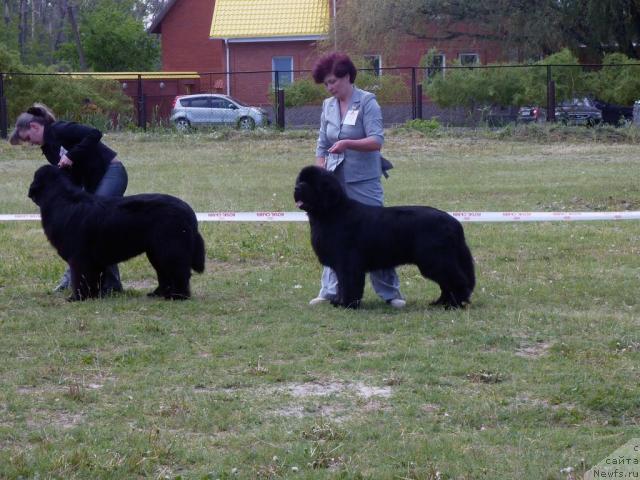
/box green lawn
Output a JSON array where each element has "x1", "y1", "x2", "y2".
[{"x1": 0, "y1": 127, "x2": 639, "y2": 479}]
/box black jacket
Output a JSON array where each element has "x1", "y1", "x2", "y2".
[{"x1": 41, "y1": 121, "x2": 117, "y2": 193}]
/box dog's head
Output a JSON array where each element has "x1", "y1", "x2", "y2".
[
  {"x1": 28, "y1": 165, "x2": 68, "y2": 206},
  {"x1": 294, "y1": 166, "x2": 346, "y2": 214}
]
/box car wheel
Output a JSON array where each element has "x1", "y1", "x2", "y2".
[
  {"x1": 175, "y1": 118, "x2": 190, "y2": 131},
  {"x1": 238, "y1": 116, "x2": 256, "y2": 130}
]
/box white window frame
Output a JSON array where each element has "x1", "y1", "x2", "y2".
[
  {"x1": 459, "y1": 53, "x2": 480, "y2": 66},
  {"x1": 363, "y1": 54, "x2": 382, "y2": 76},
  {"x1": 425, "y1": 53, "x2": 446, "y2": 81},
  {"x1": 272, "y1": 56, "x2": 294, "y2": 86}
]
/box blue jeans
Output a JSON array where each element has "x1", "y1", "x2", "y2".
[
  {"x1": 94, "y1": 162, "x2": 128, "y2": 293},
  {"x1": 317, "y1": 165, "x2": 403, "y2": 303}
]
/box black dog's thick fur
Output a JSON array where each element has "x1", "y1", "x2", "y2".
[
  {"x1": 294, "y1": 166, "x2": 475, "y2": 309},
  {"x1": 28, "y1": 165, "x2": 206, "y2": 300}
]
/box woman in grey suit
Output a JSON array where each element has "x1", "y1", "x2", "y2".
[{"x1": 309, "y1": 52, "x2": 405, "y2": 308}]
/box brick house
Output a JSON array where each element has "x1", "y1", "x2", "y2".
[{"x1": 149, "y1": 0, "x2": 506, "y2": 106}]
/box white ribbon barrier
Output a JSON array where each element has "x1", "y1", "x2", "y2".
[{"x1": 2, "y1": 211, "x2": 640, "y2": 223}]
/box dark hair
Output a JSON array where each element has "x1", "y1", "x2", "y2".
[
  {"x1": 312, "y1": 52, "x2": 357, "y2": 84},
  {"x1": 9, "y1": 103, "x2": 56, "y2": 144}
]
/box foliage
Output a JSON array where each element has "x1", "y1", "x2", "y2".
[
  {"x1": 7, "y1": 72, "x2": 133, "y2": 126},
  {"x1": 585, "y1": 53, "x2": 640, "y2": 105},
  {"x1": 401, "y1": 118, "x2": 441, "y2": 135},
  {"x1": 422, "y1": 49, "x2": 639, "y2": 109},
  {"x1": 268, "y1": 78, "x2": 326, "y2": 107},
  {"x1": 56, "y1": 0, "x2": 160, "y2": 71},
  {"x1": 2, "y1": 44, "x2": 132, "y2": 126},
  {"x1": 1, "y1": 0, "x2": 159, "y2": 70},
  {"x1": 354, "y1": 71, "x2": 409, "y2": 103},
  {"x1": 269, "y1": 71, "x2": 409, "y2": 107},
  {"x1": 335, "y1": 0, "x2": 640, "y2": 61}
]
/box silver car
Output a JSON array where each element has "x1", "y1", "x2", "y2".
[{"x1": 170, "y1": 94, "x2": 268, "y2": 130}]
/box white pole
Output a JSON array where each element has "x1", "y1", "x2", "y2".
[{"x1": 225, "y1": 39, "x2": 230, "y2": 96}]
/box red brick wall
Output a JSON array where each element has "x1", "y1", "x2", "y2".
[
  {"x1": 158, "y1": 0, "x2": 225, "y2": 76},
  {"x1": 226, "y1": 41, "x2": 320, "y2": 105}
]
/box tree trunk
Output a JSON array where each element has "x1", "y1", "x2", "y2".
[
  {"x1": 18, "y1": 0, "x2": 27, "y2": 59},
  {"x1": 3, "y1": 0, "x2": 10, "y2": 26},
  {"x1": 66, "y1": 1, "x2": 87, "y2": 70}
]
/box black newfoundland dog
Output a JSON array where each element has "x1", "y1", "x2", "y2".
[
  {"x1": 28, "y1": 165, "x2": 205, "y2": 301},
  {"x1": 294, "y1": 166, "x2": 475, "y2": 309}
]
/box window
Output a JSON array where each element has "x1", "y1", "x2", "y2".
[
  {"x1": 363, "y1": 55, "x2": 382, "y2": 76},
  {"x1": 272, "y1": 56, "x2": 293, "y2": 86},
  {"x1": 211, "y1": 98, "x2": 235, "y2": 109},
  {"x1": 184, "y1": 97, "x2": 210, "y2": 108},
  {"x1": 459, "y1": 53, "x2": 479, "y2": 66},
  {"x1": 425, "y1": 53, "x2": 445, "y2": 81}
]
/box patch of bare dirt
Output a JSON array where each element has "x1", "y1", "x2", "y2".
[
  {"x1": 515, "y1": 342, "x2": 551, "y2": 358},
  {"x1": 27, "y1": 410, "x2": 85, "y2": 430}
]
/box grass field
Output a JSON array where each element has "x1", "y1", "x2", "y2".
[{"x1": 0, "y1": 126, "x2": 639, "y2": 479}]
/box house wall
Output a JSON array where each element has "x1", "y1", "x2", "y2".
[
  {"x1": 157, "y1": 0, "x2": 225, "y2": 82},
  {"x1": 227, "y1": 41, "x2": 320, "y2": 105}
]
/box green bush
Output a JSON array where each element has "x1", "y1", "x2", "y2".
[
  {"x1": 354, "y1": 71, "x2": 409, "y2": 104},
  {"x1": 268, "y1": 71, "x2": 409, "y2": 107},
  {"x1": 1, "y1": 43, "x2": 132, "y2": 129},
  {"x1": 585, "y1": 53, "x2": 640, "y2": 105},
  {"x1": 268, "y1": 78, "x2": 326, "y2": 107},
  {"x1": 402, "y1": 118, "x2": 441, "y2": 135},
  {"x1": 424, "y1": 49, "x2": 603, "y2": 109}
]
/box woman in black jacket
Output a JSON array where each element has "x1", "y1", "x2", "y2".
[{"x1": 10, "y1": 103, "x2": 128, "y2": 295}]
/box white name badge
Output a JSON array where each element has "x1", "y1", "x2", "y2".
[{"x1": 343, "y1": 108, "x2": 359, "y2": 126}]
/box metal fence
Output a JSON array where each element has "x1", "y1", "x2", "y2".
[{"x1": 1, "y1": 63, "x2": 639, "y2": 137}]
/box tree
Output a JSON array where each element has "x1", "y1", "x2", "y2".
[
  {"x1": 57, "y1": 0, "x2": 159, "y2": 71},
  {"x1": 0, "y1": 0, "x2": 161, "y2": 69},
  {"x1": 335, "y1": 0, "x2": 640, "y2": 61}
]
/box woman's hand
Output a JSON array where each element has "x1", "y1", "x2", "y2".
[
  {"x1": 58, "y1": 154, "x2": 73, "y2": 169},
  {"x1": 328, "y1": 140, "x2": 350, "y2": 154},
  {"x1": 316, "y1": 156, "x2": 327, "y2": 168}
]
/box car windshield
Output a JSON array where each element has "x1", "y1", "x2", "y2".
[{"x1": 561, "y1": 97, "x2": 594, "y2": 107}]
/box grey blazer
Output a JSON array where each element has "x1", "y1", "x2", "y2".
[{"x1": 316, "y1": 87, "x2": 384, "y2": 183}]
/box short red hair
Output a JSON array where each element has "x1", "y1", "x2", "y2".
[{"x1": 312, "y1": 52, "x2": 357, "y2": 84}]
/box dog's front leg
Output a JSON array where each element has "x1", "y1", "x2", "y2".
[
  {"x1": 334, "y1": 265, "x2": 364, "y2": 309},
  {"x1": 67, "y1": 261, "x2": 86, "y2": 301}
]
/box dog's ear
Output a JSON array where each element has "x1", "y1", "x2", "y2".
[
  {"x1": 319, "y1": 174, "x2": 345, "y2": 210},
  {"x1": 28, "y1": 173, "x2": 45, "y2": 202}
]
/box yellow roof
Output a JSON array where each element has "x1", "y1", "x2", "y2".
[
  {"x1": 210, "y1": 0, "x2": 329, "y2": 39},
  {"x1": 64, "y1": 72, "x2": 200, "y2": 80}
]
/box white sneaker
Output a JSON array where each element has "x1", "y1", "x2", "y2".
[
  {"x1": 388, "y1": 298, "x2": 406, "y2": 309},
  {"x1": 309, "y1": 296, "x2": 330, "y2": 306}
]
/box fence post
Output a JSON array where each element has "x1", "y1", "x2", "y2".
[
  {"x1": 416, "y1": 83, "x2": 423, "y2": 120},
  {"x1": 411, "y1": 67, "x2": 416, "y2": 120},
  {"x1": 137, "y1": 74, "x2": 146, "y2": 130},
  {"x1": 546, "y1": 65, "x2": 556, "y2": 122},
  {"x1": 276, "y1": 89, "x2": 285, "y2": 129},
  {"x1": 0, "y1": 74, "x2": 7, "y2": 139}
]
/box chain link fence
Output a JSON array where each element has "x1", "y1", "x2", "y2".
[{"x1": 1, "y1": 63, "x2": 639, "y2": 137}]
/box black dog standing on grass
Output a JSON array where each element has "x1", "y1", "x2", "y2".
[
  {"x1": 294, "y1": 166, "x2": 475, "y2": 309},
  {"x1": 28, "y1": 165, "x2": 206, "y2": 301}
]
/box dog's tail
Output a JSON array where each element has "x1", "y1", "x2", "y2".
[{"x1": 192, "y1": 231, "x2": 206, "y2": 273}]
